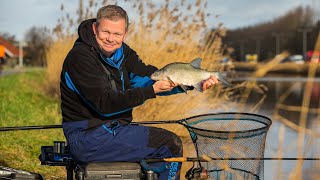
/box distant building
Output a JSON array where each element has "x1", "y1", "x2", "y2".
[
  {"x1": 0, "y1": 36, "x2": 23, "y2": 66},
  {"x1": 0, "y1": 37, "x2": 20, "y2": 57},
  {"x1": 0, "y1": 44, "x2": 5, "y2": 64}
]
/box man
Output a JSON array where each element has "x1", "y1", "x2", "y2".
[{"x1": 60, "y1": 5, "x2": 218, "y2": 180}]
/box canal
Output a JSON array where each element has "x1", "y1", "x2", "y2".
[{"x1": 232, "y1": 72, "x2": 320, "y2": 179}]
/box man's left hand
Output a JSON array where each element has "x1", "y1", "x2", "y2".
[{"x1": 202, "y1": 75, "x2": 219, "y2": 91}]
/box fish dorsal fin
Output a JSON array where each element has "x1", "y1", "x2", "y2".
[{"x1": 190, "y1": 58, "x2": 202, "y2": 69}]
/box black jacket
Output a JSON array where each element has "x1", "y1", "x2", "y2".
[{"x1": 60, "y1": 19, "x2": 157, "y2": 129}]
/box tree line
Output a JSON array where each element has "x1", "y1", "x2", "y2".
[{"x1": 209, "y1": 5, "x2": 319, "y2": 62}]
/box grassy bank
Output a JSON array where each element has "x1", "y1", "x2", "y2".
[{"x1": 0, "y1": 69, "x2": 66, "y2": 178}]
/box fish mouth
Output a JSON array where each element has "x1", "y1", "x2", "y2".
[
  {"x1": 150, "y1": 72, "x2": 159, "y2": 80},
  {"x1": 150, "y1": 74, "x2": 156, "y2": 80}
]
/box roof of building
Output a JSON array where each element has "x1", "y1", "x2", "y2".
[{"x1": 0, "y1": 37, "x2": 20, "y2": 58}]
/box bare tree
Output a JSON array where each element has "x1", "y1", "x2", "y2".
[
  {"x1": 0, "y1": 32, "x2": 17, "y2": 45},
  {"x1": 213, "y1": 5, "x2": 318, "y2": 61},
  {"x1": 24, "y1": 26, "x2": 52, "y2": 66}
]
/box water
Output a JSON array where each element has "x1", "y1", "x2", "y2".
[
  {"x1": 233, "y1": 73, "x2": 320, "y2": 179},
  {"x1": 264, "y1": 120, "x2": 320, "y2": 180}
]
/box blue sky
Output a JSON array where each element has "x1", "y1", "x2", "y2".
[{"x1": 0, "y1": 0, "x2": 318, "y2": 41}]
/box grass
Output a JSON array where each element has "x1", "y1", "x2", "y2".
[{"x1": 0, "y1": 69, "x2": 66, "y2": 178}]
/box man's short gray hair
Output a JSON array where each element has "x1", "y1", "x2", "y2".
[{"x1": 96, "y1": 5, "x2": 129, "y2": 30}]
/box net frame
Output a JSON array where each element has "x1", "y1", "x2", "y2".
[{"x1": 181, "y1": 112, "x2": 272, "y2": 180}]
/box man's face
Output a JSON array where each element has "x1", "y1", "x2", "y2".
[{"x1": 93, "y1": 18, "x2": 127, "y2": 56}]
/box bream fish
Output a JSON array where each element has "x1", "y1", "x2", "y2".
[{"x1": 150, "y1": 58, "x2": 232, "y2": 93}]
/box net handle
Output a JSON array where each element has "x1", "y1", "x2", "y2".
[{"x1": 0, "y1": 112, "x2": 272, "y2": 131}]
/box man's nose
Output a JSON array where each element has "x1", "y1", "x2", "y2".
[{"x1": 106, "y1": 33, "x2": 114, "y2": 42}]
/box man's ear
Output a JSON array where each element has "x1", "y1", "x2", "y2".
[
  {"x1": 92, "y1": 22, "x2": 97, "y2": 35},
  {"x1": 123, "y1": 30, "x2": 128, "y2": 40}
]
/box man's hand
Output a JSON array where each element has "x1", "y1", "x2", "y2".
[
  {"x1": 202, "y1": 75, "x2": 219, "y2": 91},
  {"x1": 153, "y1": 80, "x2": 177, "y2": 94},
  {"x1": 153, "y1": 75, "x2": 218, "y2": 94}
]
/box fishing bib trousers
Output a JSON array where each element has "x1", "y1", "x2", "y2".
[{"x1": 63, "y1": 120, "x2": 183, "y2": 180}]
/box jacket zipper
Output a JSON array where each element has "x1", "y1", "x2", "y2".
[{"x1": 119, "y1": 67, "x2": 125, "y2": 91}]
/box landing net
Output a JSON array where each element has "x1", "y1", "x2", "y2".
[{"x1": 182, "y1": 113, "x2": 272, "y2": 180}]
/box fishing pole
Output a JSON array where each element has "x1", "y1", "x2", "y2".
[
  {"x1": 0, "y1": 120, "x2": 184, "y2": 132},
  {"x1": 146, "y1": 155, "x2": 212, "y2": 163},
  {"x1": 0, "y1": 124, "x2": 62, "y2": 131},
  {"x1": 145, "y1": 155, "x2": 320, "y2": 163}
]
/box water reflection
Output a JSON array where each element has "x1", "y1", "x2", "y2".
[{"x1": 233, "y1": 74, "x2": 320, "y2": 127}]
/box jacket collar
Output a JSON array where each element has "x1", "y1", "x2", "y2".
[{"x1": 99, "y1": 45, "x2": 124, "y2": 69}]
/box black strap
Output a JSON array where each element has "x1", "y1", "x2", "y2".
[{"x1": 98, "y1": 60, "x2": 117, "y2": 92}]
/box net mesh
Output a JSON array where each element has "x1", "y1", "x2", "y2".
[{"x1": 183, "y1": 113, "x2": 272, "y2": 180}]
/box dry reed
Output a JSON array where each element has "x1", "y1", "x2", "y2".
[{"x1": 45, "y1": 35, "x2": 76, "y2": 97}]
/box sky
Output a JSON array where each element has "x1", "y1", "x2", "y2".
[{"x1": 0, "y1": 0, "x2": 319, "y2": 41}]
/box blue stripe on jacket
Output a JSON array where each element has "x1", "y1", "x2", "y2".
[{"x1": 65, "y1": 72, "x2": 132, "y2": 117}]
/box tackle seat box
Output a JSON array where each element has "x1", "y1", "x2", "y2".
[{"x1": 76, "y1": 162, "x2": 142, "y2": 180}]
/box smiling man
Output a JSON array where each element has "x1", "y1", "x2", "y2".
[
  {"x1": 92, "y1": 7, "x2": 128, "y2": 56},
  {"x1": 60, "y1": 5, "x2": 218, "y2": 180}
]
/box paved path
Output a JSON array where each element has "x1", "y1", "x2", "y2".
[{"x1": 0, "y1": 67, "x2": 44, "y2": 77}]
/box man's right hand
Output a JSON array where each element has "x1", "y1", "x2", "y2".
[{"x1": 152, "y1": 80, "x2": 177, "y2": 94}]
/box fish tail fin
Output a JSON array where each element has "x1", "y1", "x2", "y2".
[{"x1": 216, "y1": 73, "x2": 233, "y2": 87}]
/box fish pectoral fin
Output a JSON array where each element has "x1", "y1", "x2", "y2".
[
  {"x1": 166, "y1": 76, "x2": 176, "y2": 86},
  {"x1": 178, "y1": 84, "x2": 188, "y2": 94},
  {"x1": 193, "y1": 83, "x2": 203, "y2": 92}
]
